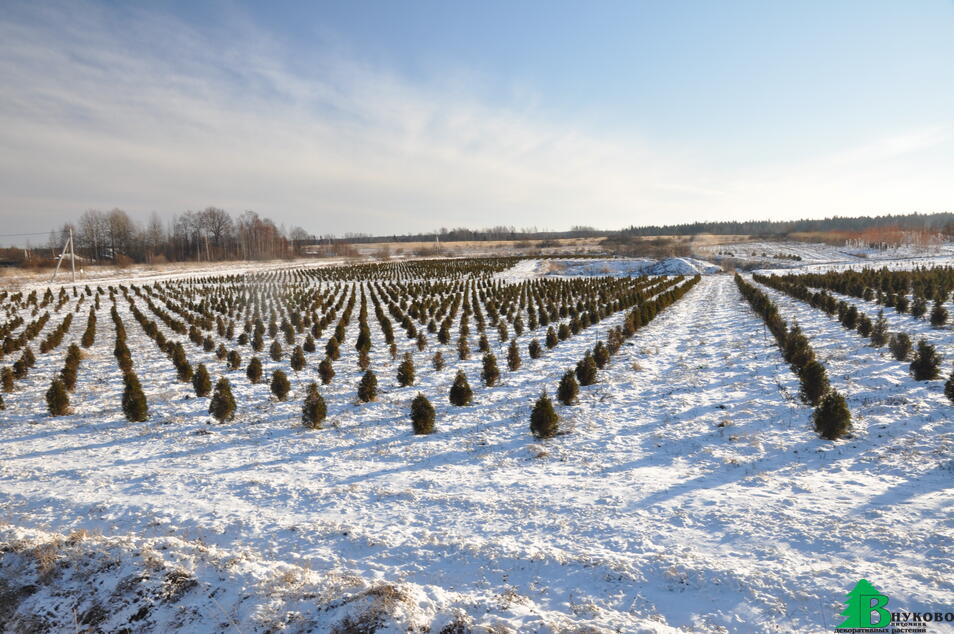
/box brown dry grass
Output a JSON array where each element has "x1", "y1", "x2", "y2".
[
  {"x1": 330, "y1": 584, "x2": 414, "y2": 634},
  {"x1": 790, "y1": 227, "x2": 944, "y2": 249}
]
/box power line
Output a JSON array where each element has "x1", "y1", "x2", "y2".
[{"x1": 0, "y1": 231, "x2": 52, "y2": 237}]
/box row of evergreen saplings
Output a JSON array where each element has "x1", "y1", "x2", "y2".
[
  {"x1": 32, "y1": 280, "x2": 667, "y2": 430},
  {"x1": 141, "y1": 267, "x2": 668, "y2": 380},
  {"x1": 27, "y1": 267, "x2": 685, "y2": 429},
  {"x1": 753, "y1": 273, "x2": 954, "y2": 390},
  {"x1": 1, "y1": 309, "x2": 49, "y2": 385},
  {"x1": 43, "y1": 303, "x2": 148, "y2": 420},
  {"x1": 532, "y1": 275, "x2": 703, "y2": 439},
  {"x1": 154, "y1": 276, "x2": 680, "y2": 401},
  {"x1": 769, "y1": 266, "x2": 954, "y2": 326},
  {"x1": 735, "y1": 275, "x2": 851, "y2": 440},
  {"x1": 126, "y1": 267, "x2": 681, "y2": 426},
  {"x1": 5, "y1": 290, "x2": 98, "y2": 408},
  {"x1": 208, "y1": 275, "x2": 701, "y2": 437}
]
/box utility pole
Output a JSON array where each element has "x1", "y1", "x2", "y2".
[
  {"x1": 51, "y1": 227, "x2": 76, "y2": 284},
  {"x1": 69, "y1": 227, "x2": 75, "y2": 283}
]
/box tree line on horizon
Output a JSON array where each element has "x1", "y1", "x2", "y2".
[
  {"x1": 238, "y1": 211, "x2": 954, "y2": 245},
  {"x1": 335, "y1": 225, "x2": 603, "y2": 244},
  {"x1": 238, "y1": 212, "x2": 954, "y2": 244},
  {"x1": 7, "y1": 209, "x2": 954, "y2": 268},
  {"x1": 29, "y1": 208, "x2": 322, "y2": 266},
  {"x1": 621, "y1": 211, "x2": 954, "y2": 237}
]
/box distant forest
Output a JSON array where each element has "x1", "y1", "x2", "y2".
[
  {"x1": 337, "y1": 226, "x2": 603, "y2": 244},
  {"x1": 621, "y1": 212, "x2": 954, "y2": 237},
  {"x1": 338, "y1": 212, "x2": 954, "y2": 243}
]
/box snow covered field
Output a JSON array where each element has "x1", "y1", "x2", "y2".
[
  {"x1": 696, "y1": 238, "x2": 954, "y2": 276},
  {"x1": 0, "y1": 258, "x2": 952, "y2": 632},
  {"x1": 496, "y1": 257, "x2": 719, "y2": 281}
]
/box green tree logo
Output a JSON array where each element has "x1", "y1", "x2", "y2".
[{"x1": 837, "y1": 579, "x2": 890, "y2": 629}]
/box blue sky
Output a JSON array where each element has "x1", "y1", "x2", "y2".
[{"x1": 1, "y1": 0, "x2": 952, "y2": 239}]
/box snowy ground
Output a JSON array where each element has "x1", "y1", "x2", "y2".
[
  {"x1": 696, "y1": 240, "x2": 848, "y2": 264},
  {"x1": 756, "y1": 253, "x2": 954, "y2": 276},
  {"x1": 697, "y1": 238, "x2": 954, "y2": 263},
  {"x1": 1, "y1": 264, "x2": 952, "y2": 632},
  {"x1": 496, "y1": 257, "x2": 719, "y2": 282},
  {"x1": 0, "y1": 257, "x2": 350, "y2": 293},
  {"x1": 694, "y1": 239, "x2": 954, "y2": 276}
]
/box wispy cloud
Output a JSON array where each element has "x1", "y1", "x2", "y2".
[{"x1": 0, "y1": 1, "x2": 951, "y2": 237}]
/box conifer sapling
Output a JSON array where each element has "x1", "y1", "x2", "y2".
[
  {"x1": 357, "y1": 369, "x2": 378, "y2": 402},
  {"x1": 528, "y1": 339, "x2": 542, "y2": 359},
  {"x1": 209, "y1": 377, "x2": 236, "y2": 422},
  {"x1": 507, "y1": 339, "x2": 521, "y2": 371},
  {"x1": 325, "y1": 336, "x2": 340, "y2": 360},
  {"x1": 930, "y1": 299, "x2": 948, "y2": 327},
  {"x1": 889, "y1": 332, "x2": 912, "y2": 362},
  {"x1": 798, "y1": 360, "x2": 829, "y2": 406},
  {"x1": 246, "y1": 356, "x2": 263, "y2": 383},
  {"x1": 449, "y1": 370, "x2": 473, "y2": 406},
  {"x1": 397, "y1": 352, "x2": 415, "y2": 387},
  {"x1": 357, "y1": 349, "x2": 371, "y2": 371},
  {"x1": 290, "y1": 345, "x2": 306, "y2": 372},
  {"x1": 318, "y1": 356, "x2": 335, "y2": 385},
  {"x1": 481, "y1": 352, "x2": 500, "y2": 387},
  {"x1": 410, "y1": 393, "x2": 436, "y2": 434},
  {"x1": 575, "y1": 351, "x2": 598, "y2": 386},
  {"x1": 227, "y1": 349, "x2": 242, "y2": 370},
  {"x1": 870, "y1": 311, "x2": 889, "y2": 347},
  {"x1": 813, "y1": 391, "x2": 852, "y2": 440},
  {"x1": 593, "y1": 341, "x2": 610, "y2": 369},
  {"x1": 910, "y1": 338, "x2": 942, "y2": 381},
  {"x1": 46, "y1": 377, "x2": 69, "y2": 416},
  {"x1": 530, "y1": 390, "x2": 559, "y2": 439},
  {"x1": 944, "y1": 364, "x2": 954, "y2": 403},
  {"x1": 192, "y1": 363, "x2": 212, "y2": 397},
  {"x1": 301, "y1": 381, "x2": 327, "y2": 429},
  {"x1": 122, "y1": 371, "x2": 148, "y2": 422},
  {"x1": 271, "y1": 369, "x2": 291, "y2": 401},
  {"x1": 557, "y1": 370, "x2": 579, "y2": 405}
]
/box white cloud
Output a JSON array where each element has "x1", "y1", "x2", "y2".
[{"x1": 0, "y1": 1, "x2": 951, "y2": 238}]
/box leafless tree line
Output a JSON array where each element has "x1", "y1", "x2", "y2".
[{"x1": 47, "y1": 208, "x2": 312, "y2": 264}]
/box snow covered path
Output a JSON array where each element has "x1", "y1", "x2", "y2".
[{"x1": 1, "y1": 276, "x2": 952, "y2": 632}]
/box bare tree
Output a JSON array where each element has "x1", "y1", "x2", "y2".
[
  {"x1": 37, "y1": 206, "x2": 300, "y2": 265},
  {"x1": 77, "y1": 209, "x2": 109, "y2": 261},
  {"x1": 107, "y1": 209, "x2": 135, "y2": 260},
  {"x1": 289, "y1": 226, "x2": 310, "y2": 256},
  {"x1": 199, "y1": 207, "x2": 233, "y2": 254},
  {"x1": 144, "y1": 212, "x2": 165, "y2": 261},
  {"x1": 172, "y1": 211, "x2": 202, "y2": 261}
]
